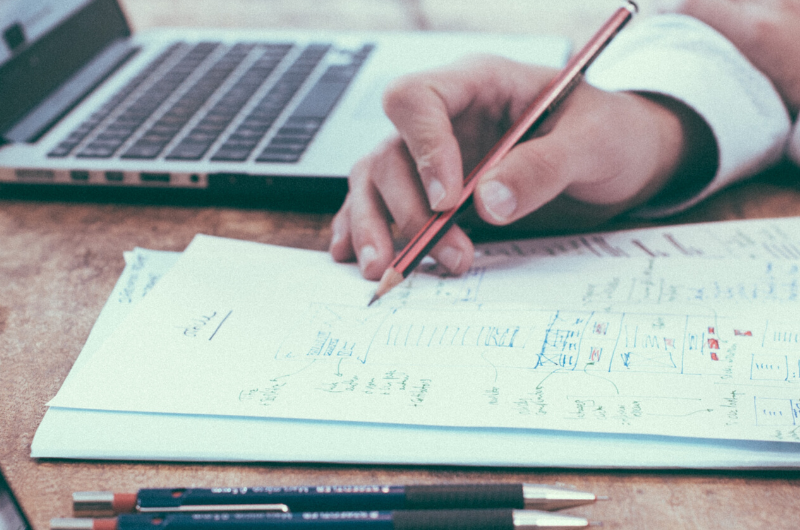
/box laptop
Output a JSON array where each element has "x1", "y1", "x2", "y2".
[{"x1": 0, "y1": 0, "x2": 570, "y2": 206}]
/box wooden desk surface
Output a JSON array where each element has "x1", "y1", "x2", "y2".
[{"x1": 2, "y1": 1, "x2": 800, "y2": 529}]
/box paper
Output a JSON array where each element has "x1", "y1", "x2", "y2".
[
  {"x1": 31, "y1": 407, "x2": 800, "y2": 467},
  {"x1": 33, "y1": 217, "x2": 800, "y2": 466},
  {"x1": 63, "y1": 248, "x2": 181, "y2": 377},
  {"x1": 47, "y1": 229, "x2": 800, "y2": 444},
  {"x1": 477, "y1": 216, "x2": 800, "y2": 260}
]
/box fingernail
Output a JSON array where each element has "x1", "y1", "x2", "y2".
[
  {"x1": 478, "y1": 180, "x2": 517, "y2": 222},
  {"x1": 437, "y1": 246, "x2": 463, "y2": 272},
  {"x1": 330, "y1": 230, "x2": 343, "y2": 249},
  {"x1": 426, "y1": 178, "x2": 446, "y2": 209},
  {"x1": 359, "y1": 245, "x2": 378, "y2": 274}
]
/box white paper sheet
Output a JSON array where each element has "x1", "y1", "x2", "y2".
[
  {"x1": 33, "y1": 217, "x2": 800, "y2": 466},
  {"x1": 47, "y1": 239, "x2": 800, "y2": 442},
  {"x1": 32, "y1": 406, "x2": 800, "y2": 468},
  {"x1": 479, "y1": 216, "x2": 800, "y2": 260}
]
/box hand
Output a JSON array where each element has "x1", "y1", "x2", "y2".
[
  {"x1": 661, "y1": 0, "x2": 800, "y2": 114},
  {"x1": 330, "y1": 56, "x2": 710, "y2": 280}
]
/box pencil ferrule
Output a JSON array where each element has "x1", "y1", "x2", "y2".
[{"x1": 72, "y1": 492, "x2": 115, "y2": 517}]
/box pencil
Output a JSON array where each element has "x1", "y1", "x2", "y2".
[
  {"x1": 369, "y1": 0, "x2": 638, "y2": 306},
  {"x1": 51, "y1": 509, "x2": 595, "y2": 530},
  {"x1": 72, "y1": 483, "x2": 601, "y2": 516}
]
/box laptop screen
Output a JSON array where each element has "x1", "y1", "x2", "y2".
[
  {"x1": 0, "y1": 0, "x2": 89, "y2": 63},
  {"x1": 0, "y1": 0, "x2": 130, "y2": 139}
]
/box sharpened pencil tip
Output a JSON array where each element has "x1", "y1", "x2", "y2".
[
  {"x1": 368, "y1": 267, "x2": 404, "y2": 306},
  {"x1": 596, "y1": 495, "x2": 610, "y2": 501}
]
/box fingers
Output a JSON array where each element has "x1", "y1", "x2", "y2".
[
  {"x1": 472, "y1": 85, "x2": 688, "y2": 226},
  {"x1": 332, "y1": 58, "x2": 561, "y2": 279},
  {"x1": 472, "y1": 82, "x2": 602, "y2": 226},
  {"x1": 382, "y1": 57, "x2": 559, "y2": 211},
  {"x1": 331, "y1": 59, "x2": 688, "y2": 279},
  {"x1": 382, "y1": 77, "x2": 463, "y2": 211},
  {"x1": 329, "y1": 198, "x2": 355, "y2": 263},
  {"x1": 333, "y1": 158, "x2": 394, "y2": 280},
  {"x1": 474, "y1": 141, "x2": 566, "y2": 225},
  {"x1": 330, "y1": 138, "x2": 474, "y2": 280},
  {"x1": 367, "y1": 139, "x2": 474, "y2": 276}
]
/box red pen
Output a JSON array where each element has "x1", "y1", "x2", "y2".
[{"x1": 369, "y1": 1, "x2": 638, "y2": 305}]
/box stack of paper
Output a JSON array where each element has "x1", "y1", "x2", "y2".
[{"x1": 32, "y1": 217, "x2": 800, "y2": 468}]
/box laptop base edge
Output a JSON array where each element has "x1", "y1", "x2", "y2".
[{"x1": 0, "y1": 174, "x2": 348, "y2": 212}]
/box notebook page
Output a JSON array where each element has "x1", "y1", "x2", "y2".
[{"x1": 47, "y1": 233, "x2": 800, "y2": 444}]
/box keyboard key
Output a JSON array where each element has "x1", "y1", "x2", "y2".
[
  {"x1": 122, "y1": 143, "x2": 163, "y2": 159},
  {"x1": 255, "y1": 44, "x2": 373, "y2": 163},
  {"x1": 166, "y1": 44, "x2": 291, "y2": 160},
  {"x1": 256, "y1": 149, "x2": 301, "y2": 163},
  {"x1": 79, "y1": 42, "x2": 219, "y2": 159},
  {"x1": 210, "y1": 147, "x2": 253, "y2": 161},
  {"x1": 52, "y1": 41, "x2": 374, "y2": 164},
  {"x1": 291, "y1": 81, "x2": 350, "y2": 119},
  {"x1": 79, "y1": 146, "x2": 116, "y2": 158},
  {"x1": 210, "y1": 44, "x2": 330, "y2": 162},
  {"x1": 48, "y1": 44, "x2": 180, "y2": 158},
  {"x1": 123, "y1": 44, "x2": 248, "y2": 159},
  {"x1": 166, "y1": 142, "x2": 209, "y2": 160}
]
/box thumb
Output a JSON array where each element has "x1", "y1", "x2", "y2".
[{"x1": 381, "y1": 58, "x2": 559, "y2": 211}]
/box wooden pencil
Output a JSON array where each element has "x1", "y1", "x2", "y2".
[{"x1": 369, "y1": 1, "x2": 638, "y2": 306}]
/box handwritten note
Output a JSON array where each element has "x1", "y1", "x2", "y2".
[
  {"x1": 481, "y1": 216, "x2": 800, "y2": 261},
  {"x1": 48, "y1": 230, "x2": 800, "y2": 444}
]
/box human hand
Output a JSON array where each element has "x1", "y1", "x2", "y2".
[
  {"x1": 330, "y1": 56, "x2": 710, "y2": 280},
  {"x1": 658, "y1": 0, "x2": 800, "y2": 115}
]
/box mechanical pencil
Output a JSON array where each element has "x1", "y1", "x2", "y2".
[
  {"x1": 53, "y1": 509, "x2": 596, "y2": 530},
  {"x1": 73, "y1": 483, "x2": 602, "y2": 517}
]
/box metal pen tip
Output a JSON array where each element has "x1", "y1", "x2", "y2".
[{"x1": 522, "y1": 484, "x2": 600, "y2": 510}]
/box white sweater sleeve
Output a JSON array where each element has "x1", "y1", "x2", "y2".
[{"x1": 585, "y1": 14, "x2": 792, "y2": 218}]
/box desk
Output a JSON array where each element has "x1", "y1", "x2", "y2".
[{"x1": 2, "y1": 1, "x2": 800, "y2": 529}]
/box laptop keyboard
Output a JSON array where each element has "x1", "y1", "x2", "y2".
[
  {"x1": 48, "y1": 40, "x2": 373, "y2": 163},
  {"x1": 208, "y1": 43, "x2": 329, "y2": 162}
]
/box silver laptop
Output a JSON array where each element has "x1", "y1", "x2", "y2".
[{"x1": 0, "y1": 0, "x2": 569, "y2": 204}]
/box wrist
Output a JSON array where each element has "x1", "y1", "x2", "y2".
[{"x1": 631, "y1": 91, "x2": 718, "y2": 211}]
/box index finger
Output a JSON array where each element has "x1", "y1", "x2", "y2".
[
  {"x1": 381, "y1": 70, "x2": 468, "y2": 211},
  {"x1": 381, "y1": 57, "x2": 560, "y2": 211}
]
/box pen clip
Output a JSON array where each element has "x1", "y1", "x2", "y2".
[{"x1": 138, "y1": 504, "x2": 290, "y2": 513}]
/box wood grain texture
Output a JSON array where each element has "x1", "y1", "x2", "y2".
[{"x1": 1, "y1": 1, "x2": 800, "y2": 529}]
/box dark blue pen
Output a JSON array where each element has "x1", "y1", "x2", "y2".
[
  {"x1": 73, "y1": 484, "x2": 601, "y2": 517},
  {"x1": 52, "y1": 509, "x2": 593, "y2": 530}
]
